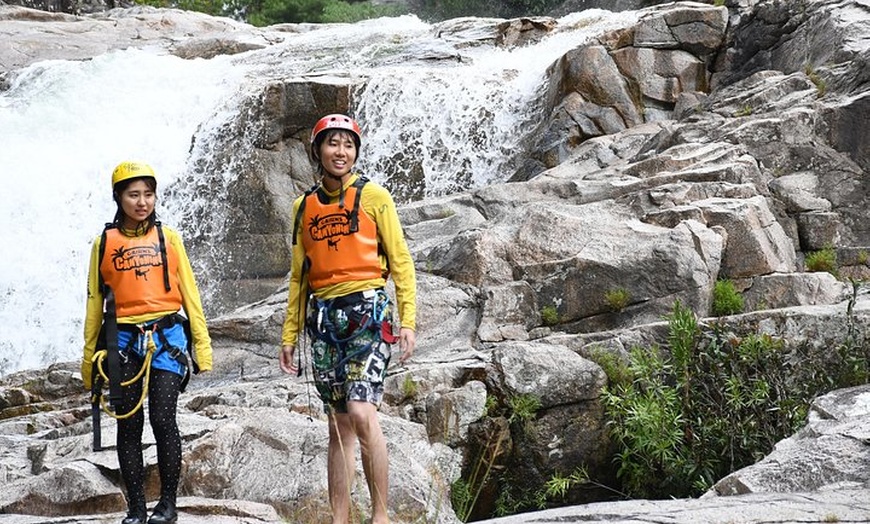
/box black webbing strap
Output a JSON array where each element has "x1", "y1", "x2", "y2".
[
  {"x1": 155, "y1": 222, "x2": 171, "y2": 292},
  {"x1": 348, "y1": 176, "x2": 367, "y2": 233},
  {"x1": 97, "y1": 223, "x2": 111, "y2": 295},
  {"x1": 96, "y1": 224, "x2": 123, "y2": 411},
  {"x1": 104, "y1": 287, "x2": 123, "y2": 409},
  {"x1": 91, "y1": 398, "x2": 102, "y2": 451},
  {"x1": 154, "y1": 322, "x2": 192, "y2": 393},
  {"x1": 91, "y1": 353, "x2": 104, "y2": 451},
  {"x1": 292, "y1": 184, "x2": 319, "y2": 246}
]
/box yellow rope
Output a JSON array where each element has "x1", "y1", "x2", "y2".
[{"x1": 91, "y1": 331, "x2": 156, "y2": 420}]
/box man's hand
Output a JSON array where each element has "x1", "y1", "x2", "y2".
[
  {"x1": 279, "y1": 344, "x2": 298, "y2": 375},
  {"x1": 398, "y1": 327, "x2": 416, "y2": 364}
]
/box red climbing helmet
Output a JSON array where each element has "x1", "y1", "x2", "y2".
[{"x1": 310, "y1": 114, "x2": 362, "y2": 160}]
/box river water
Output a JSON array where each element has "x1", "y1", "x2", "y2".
[{"x1": 0, "y1": 10, "x2": 637, "y2": 376}]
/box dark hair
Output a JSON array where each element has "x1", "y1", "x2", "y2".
[
  {"x1": 112, "y1": 176, "x2": 158, "y2": 234},
  {"x1": 311, "y1": 129, "x2": 362, "y2": 164}
]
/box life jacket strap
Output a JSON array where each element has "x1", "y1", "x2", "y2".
[{"x1": 155, "y1": 222, "x2": 171, "y2": 292}]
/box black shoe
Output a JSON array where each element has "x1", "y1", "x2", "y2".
[
  {"x1": 121, "y1": 511, "x2": 147, "y2": 524},
  {"x1": 148, "y1": 499, "x2": 178, "y2": 524}
]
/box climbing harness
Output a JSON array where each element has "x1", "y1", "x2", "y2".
[
  {"x1": 91, "y1": 315, "x2": 194, "y2": 414},
  {"x1": 91, "y1": 327, "x2": 157, "y2": 421},
  {"x1": 307, "y1": 288, "x2": 398, "y2": 374}
]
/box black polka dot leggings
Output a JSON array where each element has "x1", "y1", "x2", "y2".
[{"x1": 116, "y1": 361, "x2": 183, "y2": 511}]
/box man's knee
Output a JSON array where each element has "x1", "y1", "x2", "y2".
[{"x1": 347, "y1": 401, "x2": 379, "y2": 432}]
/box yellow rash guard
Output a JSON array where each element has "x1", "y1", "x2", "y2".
[
  {"x1": 281, "y1": 174, "x2": 417, "y2": 347},
  {"x1": 81, "y1": 225, "x2": 213, "y2": 389}
]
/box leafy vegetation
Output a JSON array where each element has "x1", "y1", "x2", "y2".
[
  {"x1": 401, "y1": 373, "x2": 418, "y2": 399},
  {"x1": 134, "y1": 0, "x2": 567, "y2": 26},
  {"x1": 587, "y1": 346, "x2": 632, "y2": 387},
  {"x1": 734, "y1": 104, "x2": 753, "y2": 117},
  {"x1": 604, "y1": 287, "x2": 631, "y2": 312},
  {"x1": 448, "y1": 293, "x2": 870, "y2": 519},
  {"x1": 804, "y1": 63, "x2": 828, "y2": 97},
  {"x1": 451, "y1": 422, "x2": 508, "y2": 522},
  {"x1": 805, "y1": 246, "x2": 838, "y2": 276},
  {"x1": 541, "y1": 305, "x2": 560, "y2": 326},
  {"x1": 415, "y1": 0, "x2": 563, "y2": 21},
  {"x1": 507, "y1": 393, "x2": 540, "y2": 426},
  {"x1": 712, "y1": 279, "x2": 744, "y2": 316},
  {"x1": 601, "y1": 300, "x2": 870, "y2": 499}
]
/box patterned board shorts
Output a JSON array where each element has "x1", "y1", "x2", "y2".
[{"x1": 306, "y1": 289, "x2": 394, "y2": 413}]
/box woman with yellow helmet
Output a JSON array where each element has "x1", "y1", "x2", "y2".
[{"x1": 82, "y1": 161, "x2": 213, "y2": 524}]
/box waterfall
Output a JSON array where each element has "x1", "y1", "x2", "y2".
[
  {"x1": 0, "y1": 9, "x2": 638, "y2": 377},
  {"x1": 0, "y1": 49, "x2": 250, "y2": 376},
  {"x1": 355, "y1": 11, "x2": 639, "y2": 200}
]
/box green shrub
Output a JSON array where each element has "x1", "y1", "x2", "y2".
[
  {"x1": 507, "y1": 394, "x2": 540, "y2": 425},
  {"x1": 417, "y1": 0, "x2": 564, "y2": 21},
  {"x1": 484, "y1": 394, "x2": 497, "y2": 416},
  {"x1": 451, "y1": 425, "x2": 508, "y2": 521},
  {"x1": 450, "y1": 478, "x2": 473, "y2": 522},
  {"x1": 587, "y1": 346, "x2": 631, "y2": 388},
  {"x1": 401, "y1": 373, "x2": 418, "y2": 399},
  {"x1": 804, "y1": 64, "x2": 828, "y2": 97},
  {"x1": 544, "y1": 467, "x2": 590, "y2": 500},
  {"x1": 734, "y1": 104, "x2": 753, "y2": 117},
  {"x1": 541, "y1": 305, "x2": 559, "y2": 326},
  {"x1": 604, "y1": 287, "x2": 631, "y2": 312},
  {"x1": 321, "y1": 0, "x2": 408, "y2": 22},
  {"x1": 712, "y1": 279, "x2": 744, "y2": 316},
  {"x1": 601, "y1": 300, "x2": 870, "y2": 499},
  {"x1": 134, "y1": 0, "x2": 564, "y2": 25},
  {"x1": 805, "y1": 247, "x2": 838, "y2": 275}
]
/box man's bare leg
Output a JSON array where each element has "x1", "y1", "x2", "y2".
[
  {"x1": 347, "y1": 400, "x2": 389, "y2": 524},
  {"x1": 328, "y1": 412, "x2": 357, "y2": 524}
]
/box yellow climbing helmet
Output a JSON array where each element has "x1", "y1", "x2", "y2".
[{"x1": 111, "y1": 161, "x2": 156, "y2": 189}]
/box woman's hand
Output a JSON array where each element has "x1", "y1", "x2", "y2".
[{"x1": 279, "y1": 344, "x2": 298, "y2": 375}]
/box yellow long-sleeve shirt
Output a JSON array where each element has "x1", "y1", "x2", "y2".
[
  {"x1": 281, "y1": 174, "x2": 417, "y2": 347},
  {"x1": 81, "y1": 225, "x2": 213, "y2": 389}
]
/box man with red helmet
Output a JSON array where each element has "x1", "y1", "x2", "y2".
[{"x1": 280, "y1": 114, "x2": 417, "y2": 524}]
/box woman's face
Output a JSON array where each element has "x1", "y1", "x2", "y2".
[
  {"x1": 118, "y1": 179, "x2": 156, "y2": 227},
  {"x1": 319, "y1": 130, "x2": 357, "y2": 179}
]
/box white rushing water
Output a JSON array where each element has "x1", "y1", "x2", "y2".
[
  {"x1": 0, "y1": 49, "x2": 250, "y2": 375},
  {"x1": 355, "y1": 10, "x2": 640, "y2": 198},
  {"x1": 0, "y1": 10, "x2": 638, "y2": 376}
]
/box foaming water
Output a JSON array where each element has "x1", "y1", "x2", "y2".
[
  {"x1": 355, "y1": 9, "x2": 639, "y2": 200},
  {"x1": 0, "y1": 49, "x2": 248, "y2": 375}
]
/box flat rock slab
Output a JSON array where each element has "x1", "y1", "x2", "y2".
[{"x1": 477, "y1": 487, "x2": 870, "y2": 523}]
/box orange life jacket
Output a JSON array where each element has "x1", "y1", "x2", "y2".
[
  {"x1": 100, "y1": 226, "x2": 182, "y2": 317},
  {"x1": 299, "y1": 178, "x2": 383, "y2": 290}
]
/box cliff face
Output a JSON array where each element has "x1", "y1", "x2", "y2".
[{"x1": 1, "y1": 0, "x2": 869, "y2": 522}]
